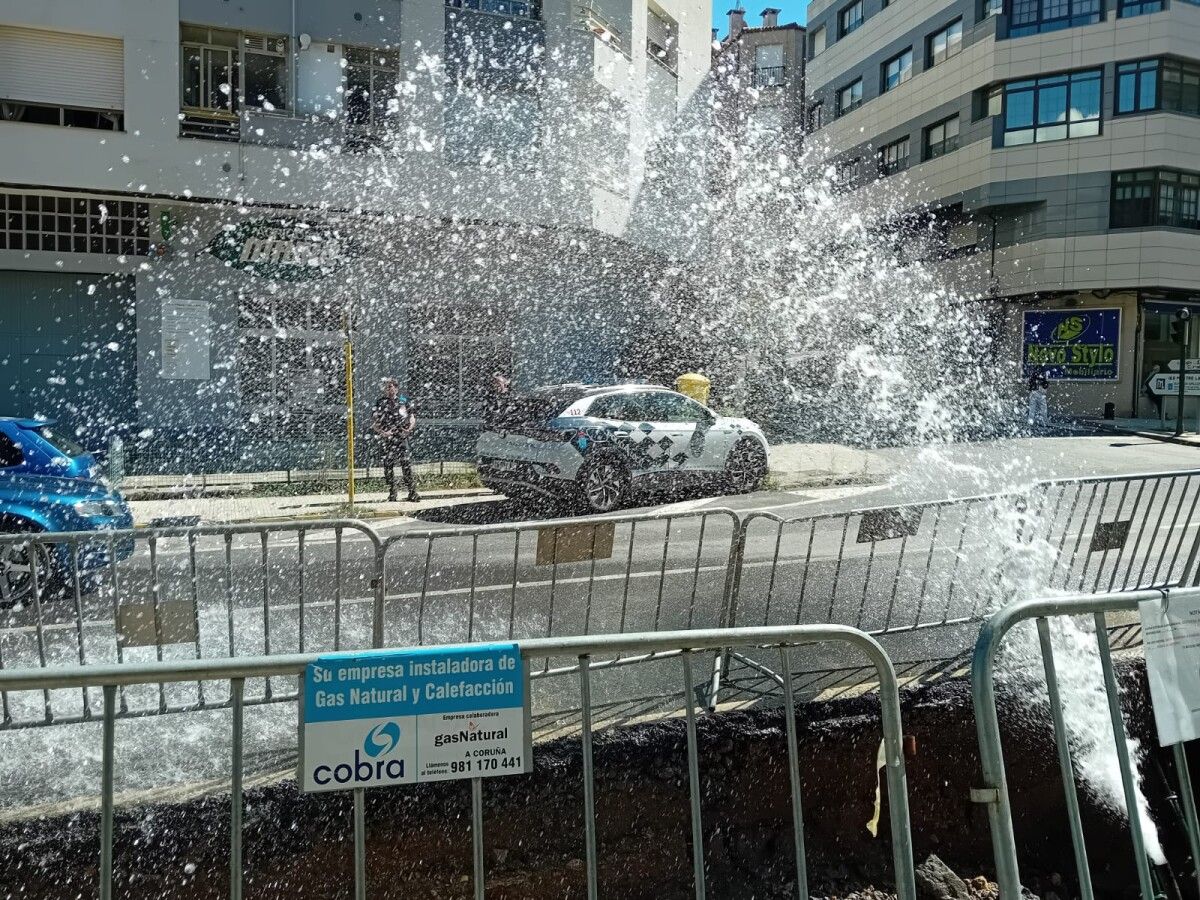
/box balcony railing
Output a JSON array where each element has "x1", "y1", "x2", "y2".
[
  {"x1": 753, "y1": 65, "x2": 788, "y2": 87},
  {"x1": 180, "y1": 108, "x2": 239, "y2": 141}
]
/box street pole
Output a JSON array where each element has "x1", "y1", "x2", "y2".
[
  {"x1": 343, "y1": 308, "x2": 356, "y2": 507},
  {"x1": 1176, "y1": 310, "x2": 1191, "y2": 437}
]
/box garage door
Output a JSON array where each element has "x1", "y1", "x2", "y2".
[{"x1": 0, "y1": 271, "x2": 136, "y2": 446}]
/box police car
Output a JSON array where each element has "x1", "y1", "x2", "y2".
[{"x1": 477, "y1": 384, "x2": 770, "y2": 514}]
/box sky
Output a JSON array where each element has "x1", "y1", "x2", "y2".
[{"x1": 711, "y1": 1, "x2": 809, "y2": 36}]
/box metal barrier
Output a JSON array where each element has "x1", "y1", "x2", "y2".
[
  {"x1": 0, "y1": 624, "x2": 916, "y2": 900},
  {"x1": 376, "y1": 508, "x2": 742, "y2": 671},
  {"x1": 729, "y1": 470, "x2": 1200, "y2": 636},
  {"x1": 971, "y1": 587, "x2": 1200, "y2": 900},
  {"x1": 0, "y1": 520, "x2": 381, "y2": 727},
  {"x1": 2, "y1": 468, "x2": 1199, "y2": 730}
]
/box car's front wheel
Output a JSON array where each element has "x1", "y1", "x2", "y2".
[
  {"x1": 724, "y1": 439, "x2": 768, "y2": 494},
  {"x1": 0, "y1": 530, "x2": 54, "y2": 609},
  {"x1": 577, "y1": 456, "x2": 630, "y2": 515}
]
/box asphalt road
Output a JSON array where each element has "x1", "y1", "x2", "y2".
[{"x1": 1, "y1": 431, "x2": 1197, "y2": 809}]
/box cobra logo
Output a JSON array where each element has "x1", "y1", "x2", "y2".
[
  {"x1": 364, "y1": 721, "x2": 401, "y2": 758},
  {"x1": 312, "y1": 720, "x2": 405, "y2": 786}
]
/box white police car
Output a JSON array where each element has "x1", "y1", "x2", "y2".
[{"x1": 477, "y1": 384, "x2": 770, "y2": 514}]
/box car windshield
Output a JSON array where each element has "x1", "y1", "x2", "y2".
[{"x1": 32, "y1": 425, "x2": 87, "y2": 458}]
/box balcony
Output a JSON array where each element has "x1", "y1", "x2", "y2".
[{"x1": 754, "y1": 65, "x2": 788, "y2": 88}]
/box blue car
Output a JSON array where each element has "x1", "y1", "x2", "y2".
[{"x1": 0, "y1": 418, "x2": 133, "y2": 607}]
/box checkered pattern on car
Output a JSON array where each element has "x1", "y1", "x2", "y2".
[{"x1": 583, "y1": 422, "x2": 692, "y2": 469}]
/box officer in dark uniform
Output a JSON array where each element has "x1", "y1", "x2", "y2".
[{"x1": 371, "y1": 379, "x2": 419, "y2": 503}]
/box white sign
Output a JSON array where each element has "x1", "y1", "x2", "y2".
[
  {"x1": 1140, "y1": 593, "x2": 1200, "y2": 746},
  {"x1": 1167, "y1": 359, "x2": 1200, "y2": 372},
  {"x1": 1148, "y1": 373, "x2": 1200, "y2": 397},
  {"x1": 160, "y1": 298, "x2": 211, "y2": 380},
  {"x1": 299, "y1": 643, "x2": 531, "y2": 792}
]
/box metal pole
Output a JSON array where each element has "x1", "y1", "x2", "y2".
[
  {"x1": 472, "y1": 778, "x2": 486, "y2": 900},
  {"x1": 353, "y1": 788, "x2": 366, "y2": 900},
  {"x1": 1172, "y1": 742, "x2": 1200, "y2": 897},
  {"x1": 779, "y1": 648, "x2": 808, "y2": 899},
  {"x1": 231, "y1": 678, "x2": 245, "y2": 900},
  {"x1": 579, "y1": 656, "x2": 599, "y2": 900},
  {"x1": 682, "y1": 652, "x2": 706, "y2": 900},
  {"x1": 1094, "y1": 612, "x2": 1155, "y2": 900},
  {"x1": 344, "y1": 309, "x2": 356, "y2": 507},
  {"x1": 100, "y1": 684, "x2": 116, "y2": 900},
  {"x1": 1176, "y1": 313, "x2": 1190, "y2": 437},
  {"x1": 1035, "y1": 619, "x2": 1094, "y2": 900}
]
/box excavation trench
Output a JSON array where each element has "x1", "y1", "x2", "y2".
[{"x1": 0, "y1": 659, "x2": 1189, "y2": 899}]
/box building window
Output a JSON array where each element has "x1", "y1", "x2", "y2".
[
  {"x1": 836, "y1": 78, "x2": 863, "y2": 116},
  {"x1": 1117, "y1": 58, "x2": 1200, "y2": 116},
  {"x1": 1009, "y1": 0, "x2": 1100, "y2": 36},
  {"x1": 839, "y1": 0, "x2": 864, "y2": 37},
  {"x1": 409, "y1": 334, "x2": 514, "y2": 419},
  {"x1": 926, "y1": 19, "x2": 962, "y2": 68},
  {"x1": 974, "y1": 83, "x2": 1003, "y2": 119},
  {"x1": 981, "y1": 0, "x2": 1004, "y2": 17},
  {"x1": 754, "y1": 45, "x2": 786, "y2": 87},
  {"x1": 924, "y1": 115, "x2": 959, "y2": 159},
  {"x1": 1111, "y1": 169, "x2": 1200, "y2": 229},
  {"x1": 879, "y1": 136, "x2": 910, "y2": 175},
  {"x1": 0, "y1": 193, "x2": 150, "y2": 255},
  {"x1": 445, "y1": 0, "x2": 540, "y2": 18},
  {"x1": 1001, "y1": 69, "x2": 1101, "y2": 145},
  {"x1": 647, "y1": 5, "x2": 678, "y2": 73},
  {"x1": 344, "y1": 46, "x2": 400, "y2": 142},
  {"x1": 0, "y1": 102, "x2": 123, "y2": 131},
  {"x1": 835, "y1": 157, "x2": 861, "y2": 186},
  {"x1": 1118, "y1": 0, "x2": 1163, "y2": 17},
  {"x1": 180, "y1": 25, "x2": 289, "y2": 138},
  {"x1": 809, "y1": 101, "x2": 824, "y2": 130},
  {"x1": 881, "y1": 48, "x2": 913, "y2": 92},
  {"x1": 810, "y1": 25, "x2": 826, "y2": 57}
]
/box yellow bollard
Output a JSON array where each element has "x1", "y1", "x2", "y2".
[{"x1": 675, "y1": 372, "x2": 711, "y2": 406}]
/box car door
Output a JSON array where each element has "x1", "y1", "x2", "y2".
[{"x1": 635, "y1": 391, "x2": 702, "y2": 479}]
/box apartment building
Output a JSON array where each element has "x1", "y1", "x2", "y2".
[
  {"x1": 805, "y1": 0, "x2": 1200, "y2": 418},
  {"x1": 0, "y1": 0, "x2": 710, "y2": 467},
  {"x1": 714, "y1": 7, "x2": 807, "y2": 153}
]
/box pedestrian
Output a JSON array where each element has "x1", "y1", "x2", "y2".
[
  {"x1": 1027, "y1": 370, "x2": 1049, "y2": 427},
  {"x1": 483, "y1": 372, "x2": 513, "y2": 430},
  {"x1": 1143, "y1": 364, "x2": 1163, "y2": 417},
  {"x1": 371, "y1": 378, "x2": 420, "y2": 503}
]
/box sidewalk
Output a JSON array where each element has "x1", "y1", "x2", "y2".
[
  {"x1": 124, "y1": 442, "x2": 893, "y2": 526},
  {"x1": 1088, "y1": 417, "x2": 1200, "y2": 448}
]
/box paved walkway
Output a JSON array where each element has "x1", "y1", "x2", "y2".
[{"x1": 1089, "y1": 417, "x2": 1200, "y2": 447}]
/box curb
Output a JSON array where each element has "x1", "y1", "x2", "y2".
[{"x1": 1087, "y1": 421, "x2": 1200, "y2": 448}]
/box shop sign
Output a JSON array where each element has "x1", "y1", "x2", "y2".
[
  {"x1": 208, "y1": 220, "x2": 353, "y2": 281},
  {"x1": 1022, "y1": 308, "x2": 1120, "y2": 381}
]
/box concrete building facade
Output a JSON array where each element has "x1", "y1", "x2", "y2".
[
  {"x1": 0, "y1": 0, "x2": 711, "y2": 469},
  {"x1": 804, "y1": 0, "x2": 1200, "y2": 418}
]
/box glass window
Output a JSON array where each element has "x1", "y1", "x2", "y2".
[
  {"x1": 180, "y1": 26, "x2": 291, "y2": 117},
  {"x1": 976, "y1": 83, "x2": 1003, "y2": 119},
  {"x1": 810, "y1": 25, "x2": 826, "y2": 57},
  {"x1": 1162, "y1": 59, "x2": 1200, "y2": 116},
  {"x1": 754, "y1": 44, "x2": 785, "y2": 87},
  {"x1": 591, "y1": 393, "x2": 645, "y2": 421},
  {"x1": 924, "y1": 115, "x2": 959, "y2": 159},
  {"x1": 243, "y1": 37, "x2": 289, "y2": 112},
  {"x1": 1117, "y1": 59, "x2": 1160, "y2": 114},
  {"x1": 879, "y1": 136, "x2": 910, "y2": 175},
  {"x1": 926, "y1": 19, "x2": 962, "y2": 68},
  {"x1": 1002, "y1": 69, "x2": 1101, "y2": 145},
  {"x1": 445, "y1": 0, "x2": 540, "y2": 18},
  {"x1": 1010, "y1": 0, "x2": 1100, "y2": 34},
  {"x1": 837, "y1": 78, "x2": 863, "y2": 116},
  {"x1": 809, "y1": 101, "x2": 824, "y2": 131},
  {"x1": 982, "y1": 0, "x2": 1004, "y2": 17},
  {"x1": 0, "y1": 433, "x2": 23, "y2": 467},
  {"x1": 1111, "y1": 169, "x2": 1200, "y2": 229},
  {"x1": 1118, "y1": 0, "x2": 1163, "y2": 17},
  {"x1": 345, "y1": 47, "x2": 400, "y2": 129},
  {"x1": 34, "y1": 425, "x2": 85, "y2": 458},
  {"x1": 647, "y1": 6, "x2": 678, "y2": 73},
  {"x1": 839, "y1": 0, "x2": 864, "y2": 36},
  {"x1": 882, "y1": 48, "x2": 913, "y2": 92}
]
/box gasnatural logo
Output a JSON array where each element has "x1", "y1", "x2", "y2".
[
  {"x1": 312, "y1": 721, "x2": 404, "y2": 786},
  {"x1": 433, "y1": 726, "x2": 509, "y2": 748},
  {"x1": 209, "y1": 220, "x2": 354, "y2": 281}
]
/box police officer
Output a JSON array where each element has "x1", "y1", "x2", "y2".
[{"x1": 371, "y1": 379, "x2": 420, "y2": 503}]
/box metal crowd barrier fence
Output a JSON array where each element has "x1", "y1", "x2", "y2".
[
  {"x1": 2, "y1": 468, "x2": 1199, "y2": 730},
  {"x1": 971, "y1": 588, "x2": 1200, "y2": 900},
  {"x1": 0, "y1": 624, "x2": 917, "y2": 900},
  {"x1": 728, "y1": 470, "x2": 1200, "y2": 636}
]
